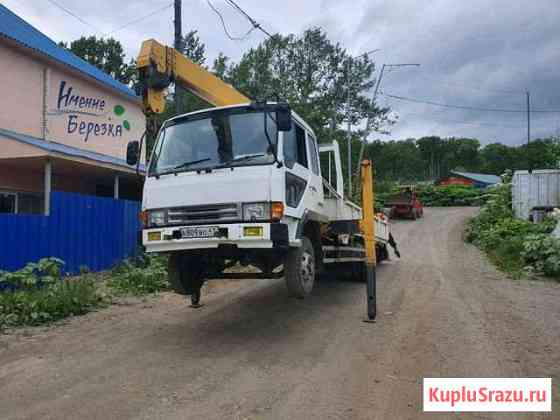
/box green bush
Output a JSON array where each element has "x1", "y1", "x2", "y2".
[
  {"x1": 417, "y1": 185, "x2": 486, "y2": 207},
  {"x1": 106, "y1": 255, "x2": 168, "y2": 295},
  {"x1": 521, "y1": 234, "x2": 560, "y2": 277},
  {"x1": 466, "y1": 182, "x2": 560, "y2": 279},
  {"x1": 0, "y1": 258, "x2": 105, "y2": 329},
  {"x1": 376, "y1": 184, "x2": 487, "y2": 209}
]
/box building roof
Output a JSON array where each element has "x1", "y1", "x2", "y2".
[
  {"x1": 450, "y1": 170, "x2": 501, "y2": 185},
  {"x1": 0, "y1": 128, "x2": 145, "y2": 173},
  {"x1": 0, "y1": 4, "x2": 138, "y2": 101}
]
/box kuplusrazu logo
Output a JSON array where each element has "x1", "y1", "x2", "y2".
[{"x1": 54, "y1": 81, "x2": 132, "y2": 142}]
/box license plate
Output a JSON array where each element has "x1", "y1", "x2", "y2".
[{"x1": 181, "y1": 226, "x2": 221, "y2": 239}]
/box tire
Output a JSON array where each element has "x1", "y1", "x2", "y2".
[
  {"x1": 168, "y1": 253, "x2": 204, "y2": 296},
  {"x1": 285, "y1": 236, "x2": 315, "y2": 298},
  {"x1": 411, "y1": 208, "x2": 417, "y2": 220}
]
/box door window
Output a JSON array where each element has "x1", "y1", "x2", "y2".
[
  {"x1": 308, "y1": 135, "x2": 320, "y2": 175},
  {"x1": 283, "y1": 122, "x2": 308, "y2": 168}
]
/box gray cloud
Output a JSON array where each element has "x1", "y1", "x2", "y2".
[{"x1": 5, "y1": 0, "x2": 559, "y2": 144}]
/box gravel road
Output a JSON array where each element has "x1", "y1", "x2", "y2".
[{"x1": 1, "y1": 207, "x2": 558, "y2": 420}]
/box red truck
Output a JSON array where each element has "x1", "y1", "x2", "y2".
[{"x1": 385, "y1": 186, "x2": 424, "y2": 220}]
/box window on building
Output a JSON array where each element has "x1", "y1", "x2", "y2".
[
  {"x1": 0, "y1": 192, "x2": 44, "y2": 214},
  {"x1": 18, "y1": 193, "x2": 44, "y2": 214},
  {"x1": 283, "y1": 122, "x2": 308, "y2": 168},
  {"x1": 308, "y1": 135, "x2": 320, "y2": 175},
  {"x1": 0, "y1": 192, "x2": 16, "y2": 214},
  {"x1": 96, "y1": 184, "x2": 114, "y2": 198}
]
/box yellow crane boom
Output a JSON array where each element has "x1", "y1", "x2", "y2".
[
  {"x1": 133, "y1": 38, "x2": 384, "y2": 320},
  {"x1": 136, "y1": 39, "x2": 250, "y2": 114}
]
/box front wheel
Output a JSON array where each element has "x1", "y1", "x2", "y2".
[{"x1": 285, "y1": 236, "x2": 315, "y2": 298}]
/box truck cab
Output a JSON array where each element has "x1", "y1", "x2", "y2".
[
  {"x1": 134, "y1": 102, "x2": 330, "y2": 304},
  {"x1": 127, "y1": 39, "x2": 394, "y2": 308}
]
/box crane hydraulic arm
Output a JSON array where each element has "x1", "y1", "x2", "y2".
[{"x1": 136, "y1": 39, "x2": 250, "y2": 114}]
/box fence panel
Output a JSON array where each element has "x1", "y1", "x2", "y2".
[{"x1": 0, "y1": 191, "x2": 141, "y2": 273}]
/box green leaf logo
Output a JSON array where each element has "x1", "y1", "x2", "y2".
[
  {"x1": 114, "y1": 104, "x2": 125, "y2": 116},
  {"x1": 123, "y1": 120, "x2": 130, "y2": 131}
]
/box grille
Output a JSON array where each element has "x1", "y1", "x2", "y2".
[{"x1": 167, "y1": 203, "x2": 241, "y2": 225}]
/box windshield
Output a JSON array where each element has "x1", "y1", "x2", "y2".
[{"x1": 149, "y1": 110, "x2": 278, "y2": 176}]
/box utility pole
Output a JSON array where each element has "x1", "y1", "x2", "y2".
[
  {"x1": 174, "y1": 0, "x2": 182, "y2": 115},
  {"x1": 346, "y1": 61, "x2": 353, "y2": 197},
  {"x1": 527, "y1": 90, "x2": 531, "y2": 172},
  {"x1": 355, "y1": 63, "x2": 420, "y2": 192},
  {"x1": 345, "y1": 49, "x2": 381, "y2": 198},
  {"x1": 526, "y1": 90, "x2": 531, "y2": 144}
]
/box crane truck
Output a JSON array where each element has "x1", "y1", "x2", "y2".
[{"x1": 126, "y1": 40, "x2": 398, "y2": 314}]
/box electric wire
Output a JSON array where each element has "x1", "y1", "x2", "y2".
[
  {"x1": 206, "y1": 0, "x2": 256, "y2": 41},
  {"x1": 384, "y1": 93, "x2": 560, "y2": 113},
  {"x1": 103, "y1": 3, "x2": 174, "y2": 37},
  {"x1": 224, "y1": 0, "x2": 274, "y2": 38},
  {"x1": 45, "y1": 0, "x2": 102, "y2": 33}
]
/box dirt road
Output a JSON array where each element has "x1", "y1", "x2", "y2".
[{"x1": 1, "y1": 208, "x2": 558, "y2": 419}]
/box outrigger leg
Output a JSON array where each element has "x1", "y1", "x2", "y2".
[
  {"x1": 388, "y1": 233, "x2": 401, "y2": 258},
  {"x1": 189, "y1": 277, "x2": 205, "y2": 309}
]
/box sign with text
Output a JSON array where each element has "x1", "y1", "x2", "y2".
[{"x1": 423, "y1": 378, "x2": 551, "y2": 412}]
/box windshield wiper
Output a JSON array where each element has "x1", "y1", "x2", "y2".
[
  {"x1": 224, "y1": 153, "x2": 266, "y2": 164},
  {"x1": 167, "y1": 158, "x2": 211, "y2": 173}
]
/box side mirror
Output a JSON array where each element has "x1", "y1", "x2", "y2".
[
  {"x1": 126, "y1": 141, "x2": 140, "y2": 165},
  {"x1": 276, "y1": 104, "x2": 292, "y2": 132}
]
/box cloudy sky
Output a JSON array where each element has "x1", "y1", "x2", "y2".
[{"x1": 5, "y1": 0, "x2": 560, "y2": 145}]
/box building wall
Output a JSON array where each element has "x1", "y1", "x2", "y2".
[
  {"x1": 0, "y1": 165, "x2": 43, "y2": 192},
  {"x1": 0, "y1": 40, "x2": 144, "y2": 161},
  {"x1": 47, "y1": 67, "x2": 144, "y2": 160},
  {"x1": 0, "y1": 43, "x2": 44, "y2": 138}
]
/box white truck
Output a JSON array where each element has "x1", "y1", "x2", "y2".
[{"x1": 126, "y1": 40, "x2": 396, "y2": 308}]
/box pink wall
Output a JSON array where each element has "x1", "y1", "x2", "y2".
[
  {"x1": 0, "y1": 40, "x2": 145, "y2": 162},
  {"x1": 47, "y1": 68, "x2": 145, "y2": 160},
  {"x1": 0, "y1": 43, "x2": 44, "y2": 138},
  {"x1": 0, "y1": 165, "x2": 42, "y2": 193}
]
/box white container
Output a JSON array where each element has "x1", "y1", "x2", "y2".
[{"x1": 512, "y1": 169, "x2": 560, "y2": 220}]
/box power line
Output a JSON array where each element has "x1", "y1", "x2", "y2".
[
  {"x1": 103, "y1": 3, "x2": 174, "y2": 37},
  {"x1": 206, "y1": 0, "x2": 255, "y2": 41},
  {"x1": 224, "y1": 0, "x2": 274, "y2": 38},
  {"x1": 411, "y1": 74, "x2": 525, "y2": 96},
  {"x1": 401, "y1": 112, "x2": 524, "y2": 128},
  {"x1": 383, "y1": 92, "x2": 560, "y2": 113},
  {"x1": 45, "y1": 0, "x2": 102, "y2": 33}
]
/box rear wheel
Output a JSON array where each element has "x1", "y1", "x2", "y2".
[{"x1": 285, "y1": 236, "x2": 315, "y2": 298}]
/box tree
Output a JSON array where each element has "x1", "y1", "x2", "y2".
[
  {"x1": 224, "y1": 28, "x2": 392, "y2": 144},
  {"x1": 60, "y1": 36, "x2": 135, "y2": 84},
  {"x1": 174, "y1": 30, "x2": 209, "y2": 116}
]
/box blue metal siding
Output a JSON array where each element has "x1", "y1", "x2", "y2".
[{"x1": 0, "y1": 192, "x2": 141, "y2": 274}]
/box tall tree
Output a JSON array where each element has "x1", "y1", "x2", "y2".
[
  {"x1": 174, "y1": 30, "x2": 209, "y2": 116},
  {"x1": 225, "y1": 28, "x2": 392, "y2": 144},
  {"x1": 60, "y1": 36, "x2": 135, "y2": 84}
]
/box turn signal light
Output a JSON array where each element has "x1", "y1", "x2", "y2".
[
  {"x1": 139, "y1": 210, "x2": 149, "y2": 227},
  {"x1": 271, "y1": 202, "x2": 284, "y2": 221}
]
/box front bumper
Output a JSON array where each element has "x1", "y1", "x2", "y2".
[{"x1": 143, "y1": 223, "x2": 289, "y2": 253}]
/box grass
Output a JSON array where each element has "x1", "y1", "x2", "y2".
[
  {"x1": 106, "y1": 255, "x2": 168, "y2": 296},
  {"x1": 0, "y1": 255, "x2": 169, "y2": 330},
  {"x1": 0, "y1": 274, "x2": 106, "y2": 328}
]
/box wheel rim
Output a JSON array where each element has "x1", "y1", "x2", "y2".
[{"x1": 300, "y1": 250, "x2": 315, "y2": 289}]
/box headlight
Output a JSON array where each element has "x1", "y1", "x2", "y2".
[
  {"x1": 148, "y1": 210, "x2": 166, "y2": 227},
  {"x1": 243, "y1": 202, "x2": 270, "y2": 221}
]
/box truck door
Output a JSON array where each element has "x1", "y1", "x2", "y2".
[
  {"x1": 306, "y1": 133, "x2": 325, "y2": 214},
  {"x1": 283, "y1": 122, "x2": 312, "y2": 218}
]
